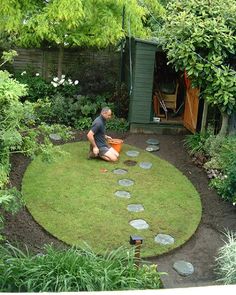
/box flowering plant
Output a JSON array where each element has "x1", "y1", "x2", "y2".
[{"x1": 51, "y1": 75, "x2": 79, "y2": 88}]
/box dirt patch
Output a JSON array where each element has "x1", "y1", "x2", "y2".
[
  {"x1": 123, "y1": 159, "x2": 138, "y2": 166},
  {"x1": 3, "y1": 132, "x2": 236, "y2": 288}
]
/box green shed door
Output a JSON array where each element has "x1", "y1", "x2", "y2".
[{"x1": 129, "y1": 40, "x2": 157, "y2": 123}]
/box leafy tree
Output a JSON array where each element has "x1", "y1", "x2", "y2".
[
  {"x1": 0, "y1": 0, "x2": 165, "y2": 78},
  {"x1": 0, "y1": 0, "x2": 43, "y2": 47},
  {"x1": 159, "y1": 0, "x2": 236, "y2": 135}
]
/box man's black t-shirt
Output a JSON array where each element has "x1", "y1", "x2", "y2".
[{"x1": 91, "y1": 115, "x2": 108, "y2": 148}]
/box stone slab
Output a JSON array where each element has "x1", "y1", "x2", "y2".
[
  {"x1": 173, "y1": 260, "x2": 194, "y2": 276},
  {"x1": 146, "y1": 145, "x2": 160, "y2": 152},
  {"x1": 154, "y1": 234, "x2": 175, "y2": 245},
  {"x1": 129, "y1": 219, "x2": 149, "y2": 230},
  {"x1": 126, "y1": 150, "x2": 140, "y2": 157},
  {"x1": 115, "y1": 191, "x2": 131, "y2": 199},
  {"x1": 113, "y1": 168, "x2": 128, "y2": 175},
  {"x1": 127, "y1": 204, "x2": 144, "y2": 212},
  {"x1": 118, "y1": 179, "x2": 134, "y2": 187},
  {"x1": 139, "y1": 162, "x2": 153, "y2": 169},
  {"x1": 49, "y1": 133, "x2": 62, "y2": 141},
  {"x1": 146, "y1": 138, "x2": 160, "y2": 145}
]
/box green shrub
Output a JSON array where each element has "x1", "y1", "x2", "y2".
[
  {"x1": 106, "y1": 116, "x2": 129, "y2": 132},
  {"x1": 74, "y1": 117, "x2": 93, "y2": 130},
  {"x1": 183, "y1": 131, "x2": 211, "y2": 155},
  {"x1": 185, "y1": 132, "x2": 236, "y2": 204},
  {"x1": 15, "y1": 71, "x2": 54, "y2": 102},
  {"x1": 15, "y1": 71, "x2": 80, "y2": 102},
  {"x1": 46, "y1": 93, "x2": 114, "y2": 127},
  {"x1": 215, "y1": 231, "x2": 236, "y2": 284},
  {"x1": 208, "y1": 136, "x2": 236, "y2": 203},
  {"x1": 0, "y1": 244, "x2": 163, "y2": 292}
]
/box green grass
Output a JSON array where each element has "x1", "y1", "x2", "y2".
[
  {"x1": 22, "y1": 142, "x2": 202, "y2": 257},
  {"x1": 0, "y1": 244, "x2": 162, "y2": 291}
]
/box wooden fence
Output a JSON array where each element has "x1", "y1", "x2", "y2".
[{"x1": 3, "y1": 47, "x2": 120, "y2": 93}]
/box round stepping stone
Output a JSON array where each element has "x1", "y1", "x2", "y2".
[
  {"x1": 139, "y1": 162, "x2": 152, "y2": 169},
  {"x1": 113, "y1": 168, "x2": 128, "y2": 175},
  {"x1": 129, "y1": 219, "x2": 149, "y2": 230},
  {"x1": 115, "y1": 191, "x2": 131, "y2": 199},
  {"x1": 154, "y1": 234, "x2": 175, "y2": 245},
  {"x1": 49, "y1": 133, "x2": 61, "y2": 141},
  {"x1": 146, "y1": 138, "x2": 159, "y2": 145},
  {"x1": 173, "y1": 260, "x2": 194, "y2": 276},
  {"x1": 126, "y1": 150, "x2": 140, "y2": 157},
  {"x1": 127, "y1": 204, "x2": 144, "y2": 212},
  {"x1": 146, "y1": 145, "x2": 160, "y2": 152},
  {"x1": 118, "y1": 179, "x2": 134, "y2": 187},
  {"x1": 123, "y1": 160, "x2": 137, "y2": 166}
]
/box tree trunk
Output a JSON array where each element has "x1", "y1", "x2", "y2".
[
  {"x1": 228, "y1": 113, "x2": 236, "y2": 135},
  {"x1": 218, "y1": 111, "x2": 229, "y2": 136},
  {"x1": 57, "y1": 44, "x2": 64, "y2": 79},
  {"x1": 200, "y1": 100, "x2": 208, "y2": 133}
]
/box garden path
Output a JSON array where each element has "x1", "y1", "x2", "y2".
[{"x1": 4, "y1": 132, "x2": 236, "y2": 288}]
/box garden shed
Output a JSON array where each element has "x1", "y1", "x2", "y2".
[{"x1": 123, "y1": 38, "x2": 202, "y2": 134}]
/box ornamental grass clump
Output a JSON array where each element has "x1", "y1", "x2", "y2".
[
  {"x1": 0, "y1": 243, "x2": 163, "y2": 292},
  {"x1": 215, "y1": 231, "x2": 236, "y2": 284}
]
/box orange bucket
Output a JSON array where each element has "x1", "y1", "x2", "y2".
[{"x1": 108, "y1": 138, "x2": 124, "y2": 153}]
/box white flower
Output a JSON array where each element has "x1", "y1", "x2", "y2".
[
  {"x1": 59, "y1": 79, "x2": 65, "y2": 85},
  {"x1": 35, "y1": 73, "x2": 40, "y2": 76},
  {"x1": 74, "y1": 80, "x2": 79, "y2": 85},
  {"x1": 233, "y1": 202, "x2": 236, "y2": 206},
  {"x1": 51, "y1": 81, "x2": 58, "y2": 87},
  {"x1": 61, "y1": 74, "x2": 66, "y2": 79},
  {"x1": 53, "y1": 77, "x2": 59, "y2": 82},
  {"x1": 21, "y1": 71, "x2": 26, "y2": 76},
  {"x1": 68, "y1": 79, "x2": 73, "y2": 85}
]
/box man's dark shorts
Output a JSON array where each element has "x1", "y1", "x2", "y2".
[{"x1": 99, "y1": 146, "x2": 110, "y2": 157}]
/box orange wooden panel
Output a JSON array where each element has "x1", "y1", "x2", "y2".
[{"x1": 183, "y1": 87, "x2": 200, "y2": 133}]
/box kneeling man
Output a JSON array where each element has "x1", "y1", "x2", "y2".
[{"x1": 87, "y1": 107, "x2": 119, "y2": 162}]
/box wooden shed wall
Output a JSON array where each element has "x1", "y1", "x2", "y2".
[{"x1": 128, "y1": 41, "x2": 156, "y2": 123}]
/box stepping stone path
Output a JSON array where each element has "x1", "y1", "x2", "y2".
[
  {"x1": 139, "y1": 162, "x2": 153, "y2": 169},
  {"x1": 118, "y1": 179, "x2": 134, "y2": 187},
  {"x1": 173, "y1": 260, "x2": 194, "y2": 276},
  {"x1": 127, "y1": 204, "x2": 144, "y2": 212},
  {"x1": 146, "y1": 145, "x2": 160, "y2": 152},
  {"x1": 154, "y1": 234, "x2": 175, "y2": 245},
  {"x1": 114, "y1": 144, "x2": 184, "y2": 271},
  {"x1": 115, "y1": 190, "x2": 131, "y2": 199},
  {"x1": 146, "y1": 138, "x2": 160, "y2": 145},
  {"x1": 49, "y1": 133, "x2": 62, "y2": 141},
  {"x1": 113, "y1": 168, "x2": 128, "y2": 175},
  {"x1": 129, "y1": 219, "x2": 149, "y2": 230},
  {"x1": 126, "y1": 150, "x2": 140, "y2": 157}
]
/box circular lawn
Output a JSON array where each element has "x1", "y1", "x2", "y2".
[{"x1": 22, "y1": 142, "x2": 202, "y2": 257}]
